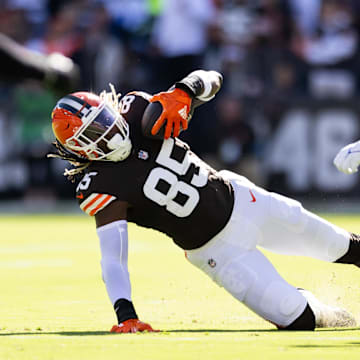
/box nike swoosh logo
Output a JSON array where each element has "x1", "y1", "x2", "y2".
[
  {"x1": 76, "y1": 193, "x2": 84, "y2": 199},
  {"x1": 249, "y1": 189, "x2": 256, "y2": 203}
]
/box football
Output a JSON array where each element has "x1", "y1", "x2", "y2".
[{"x1": 141, "y1": 101, "x2": 165, "y2": 139}]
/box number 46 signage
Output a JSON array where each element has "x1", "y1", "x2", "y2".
[{"x1": 265, "y1": 106, "x2": 359, "y2": 193}]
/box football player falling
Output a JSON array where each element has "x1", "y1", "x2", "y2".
[{"x1": 49, "y1": 70, "x2": 359, "y2": 333}]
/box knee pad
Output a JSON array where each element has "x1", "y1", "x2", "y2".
[
  {"x1": 259, "y1": 281, "x2": 307, "y2": 327},
  {"x1": 279, "y1": 304, "x2": 315, "y2": 331},
  {"x1": 216, "y1": 264, "x2": 307, "y2": 327},
  {"x1": 214, "y1": 256, "x2": 258, "y2": 302}
]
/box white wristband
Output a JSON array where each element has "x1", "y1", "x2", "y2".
[{"x1": 188, "y1": 70, "x2": 221, "y2": 101}]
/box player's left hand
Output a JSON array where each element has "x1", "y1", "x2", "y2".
[
  {"x1": 150, "y1": 88, "x2": 191, "y2": 139},
  {"x1": 110, "y1": 319, "x2": 159, "y2": 333},
  {"x1": 334, "y1": 140, "x2": 360, "y2": 174}
]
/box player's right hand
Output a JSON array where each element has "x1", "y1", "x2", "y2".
[
  {"x1": 110, "y1": 319, "x2": 159, "y2": 333},
  {"x1": 334, "y1": 140, "x2": 360, "y2": 174},
  {"x1": 150, "y1": 88, "x2": 191, "y2": 139}
]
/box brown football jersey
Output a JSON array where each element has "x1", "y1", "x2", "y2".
[{"x1": 76, "y1": 91, "x2": 234, "y2": 250}]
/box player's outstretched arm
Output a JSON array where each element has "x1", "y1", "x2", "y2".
[
  {"x1": 145, "y1": 70, "x2": 223, "y2": 139},
  {"x1": 334, "y1": 140, "x2": 360, "y2": 174},
  {"x1": 95, "y1": 201, "x2": 158, "y2": 333}
]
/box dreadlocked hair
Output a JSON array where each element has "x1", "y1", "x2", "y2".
[
  {"x1": 47, "y1": 140, "x2": 90, "y2": 182},
  {"x1": 100, "y1": 83, "x2": 122, "y2": 112},
  {"x1": 47, "y1": 84, "x2": 122, "y2": 182}
]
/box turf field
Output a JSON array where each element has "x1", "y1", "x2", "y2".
[{"x1": 0, "y1": 214, "x2": 359, "y2": 360}]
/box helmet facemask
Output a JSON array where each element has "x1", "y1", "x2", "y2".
[{"x1": 65, "y1": 100, "x2": 132, "y2": 162}]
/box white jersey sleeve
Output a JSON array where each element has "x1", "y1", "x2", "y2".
[{"x1": 97, "y1": 220, "x2": 132, "y2": 304}]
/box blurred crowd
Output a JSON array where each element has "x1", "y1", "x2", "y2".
[{"x1": 1, "y1": 0, "x2": 360, "y2": 200}]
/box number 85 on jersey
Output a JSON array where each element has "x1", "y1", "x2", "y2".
[{"x1": 143, "y1": 138, "x2": 209, "y2": 218}]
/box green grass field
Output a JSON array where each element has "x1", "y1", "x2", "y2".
[{"x1": 0, "y1": 214, "x2": 359, "y2": 360}]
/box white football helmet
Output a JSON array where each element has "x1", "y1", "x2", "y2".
[{"x1": 51, "y1": 90, "x2": 132, "y2": 162}]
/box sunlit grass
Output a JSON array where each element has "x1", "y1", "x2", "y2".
[{"x1": 0, "y1": 214, "x2": 359, "y2": 360}]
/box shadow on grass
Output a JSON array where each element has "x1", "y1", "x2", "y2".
[
  {"x1": 291, "y1": 342, "x2": 360, "y2": 348},
  {"x1": 0, "y1": 329, "x2": 274, "y2": 337},
  {"x1": 0, "y1": 327, "x2": 357, "y2": 336}
]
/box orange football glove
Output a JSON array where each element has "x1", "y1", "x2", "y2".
[
  {"x1": 110, "y1": 319, "x2": 159, "y2": 333},
  {"x1": 150, "y1": 88, "x2": 192, "y2": 139}
]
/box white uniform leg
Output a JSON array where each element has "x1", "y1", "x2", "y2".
[
  {"x1": 260, "y1": 195, "x2": 350, "y2": 261},
  {"x1": 219, "y1": 170, "x2": 350, "y2": 262},
  {"x1": 185, "y1": 171, "x2": 352, "y2": 327},
  {"x1": 186, "y1": 238, "x2": 307, "y2": 327}
]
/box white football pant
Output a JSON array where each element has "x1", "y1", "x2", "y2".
[{"x1": 186, "y1": 170, "x2": 350, "y2": 327}]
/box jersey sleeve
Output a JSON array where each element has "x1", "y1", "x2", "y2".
[
  {"x1": 76, "y1": 171, "x2": 117, "y2": 216},
  {"x1": 119, "y1": 91, "x2": 151, "y2": 127},
  {"x1": 79, "y1": 193, "x2": 117, "y2": 216},
  {"x1": 120, "y1": 90, "x2": 168, "y2": 140}
]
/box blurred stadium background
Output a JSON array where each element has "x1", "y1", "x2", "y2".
[{"x1": 1, "y1": 0, "x2": 360, "y2": 213}]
